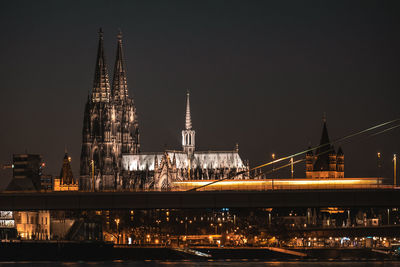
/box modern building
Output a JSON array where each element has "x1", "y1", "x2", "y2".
[
  {"x1": 122, "y1": 92, "x2": 249, "y2": 190},
  {"x1": 80, "y1": 29, "x2": 140, "y2": 191},
  {"x1": 6, "y1": 154, "x2": 43, "y2": 191},
  {"x1": 54, "y1": 152, "x2": 78, "y2": 191},
  {"x1": 306, "y1": 118, "x2": 344, "y2": 179}
]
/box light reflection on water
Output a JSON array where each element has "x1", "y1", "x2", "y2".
[{"x1": 0, "y1": 261, "x2": 400, "y2": 267}]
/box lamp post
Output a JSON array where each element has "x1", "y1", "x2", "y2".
[
  {"x1": 377, "y1": 152, "x2": 382, "y2": 187},
  {"x1": 115, "y1": 218, "x2": 120, "y2": 244},
  {"x1": 271, "y1": 153, "x2": 275, "y2": 190},
  {"x1": 290, "y1": 157, "x2": 294, "y2": 179},
  {"x1": 394, "y1": 154, "x2": 397, "y2": 187},
  {"x1": 377, "y1": 152, "x2": 382, "y2": 178},
  {"x1": 387, "y1": 209, "x2": 390, "y2": 225},
  {"x1": 90, "y1": 160, "x2": 95, "y2": 192}
]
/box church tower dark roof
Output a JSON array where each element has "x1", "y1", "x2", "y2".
[
  {"x1": 313, "y1": 119, "x2": 334, "y2": 171},
  {"x1": 60, "y1": 152, "x2": 75, "y2": 184}
]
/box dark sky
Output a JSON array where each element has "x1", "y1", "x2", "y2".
[{"x1": 0, "y1": 0, "x2": 399, "y2": 186}]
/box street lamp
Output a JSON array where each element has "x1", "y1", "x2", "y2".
[
  {"x1": 377, "y1": 152, "x2": 382, "y2": 187},
  {"x1": 387, "y1": 209, "x2": 390, "y2": 225},
  {"x1": 271, "y1": 153, "x2": 276, "y2": 190},
  {"x1": 394, "y1": 154, "x2": 397, "y2": 187},
  {"x1": 89, "y1": 160, "x2": 95, "y2": 192},
  {"x1": 115, "y1": 218, "x2": 120, "y2": 244},
  {"x1": 290, "y1": 157, "x2": 294, "y2": 179}
]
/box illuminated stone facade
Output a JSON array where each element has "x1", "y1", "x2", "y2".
[
  {"x1": 122, "y1": 93, "x2": 249, "y2": 190},
  {"x1": 306, "y1": 120, "x2": 344, "y2": 178},
  {"x1": 80, "y1": 30, "x2": 139, "y2": 191},
  {"x1": 14, "y1": 211, "x2": 50, "y2": 240}
]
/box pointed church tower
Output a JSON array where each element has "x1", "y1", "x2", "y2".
[
  {"x1": 182, "y1": 91, "x2": 195, "y2": 157},
  {"x1": 112, "y1": 30, "x2": 128, "y2": 102},
  {"x1": 111, "y1": 30, "x2": 140, "y2": 155},
  {"x1": 313, "y1": 115, "x2": 332, "y2": 172},
  {"x1": 60, "y1": 152, "x2": 75, "y2": 185},
  {"x1": 54, "y1": 152, "x2": 78, "y2": 191},
  {"x1": 80, "y1": 29, "x2": 141, "y2": 191},
  {"x1": 336, "y1": 146, "x2": 344, "y2": 178},
  {"x1": 305, "y1": 146, "x2": 314, "y2": 178},
  {"x1": 307, "y1": 115, "x2": 344, "y2": 179},
  {"x1": 92, "y1": 28, "x2": 111, "y2": 103}
]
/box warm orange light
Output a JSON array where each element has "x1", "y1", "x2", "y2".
[{"x1": 173, "y1": 178, "x2": 382, "y2": 191}]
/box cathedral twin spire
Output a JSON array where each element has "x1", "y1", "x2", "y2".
[
  {"x1": 80, "y1": 29, "x2": 139, "y2": 190},
  {"x1": 91, "y1": 28, "x2": 129, "y2": 103}
]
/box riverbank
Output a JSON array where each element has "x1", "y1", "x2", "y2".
[{"x1": 0, "y1": 241, "x2": 395, "y2": 261}]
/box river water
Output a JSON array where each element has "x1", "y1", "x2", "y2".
[{"x1": 0, "y1": 261, "x2": 399, "y2": 266}]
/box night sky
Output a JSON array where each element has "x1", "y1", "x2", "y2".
[{"x1": 0, "y1": 0, "x2": 399, "y2": 187}]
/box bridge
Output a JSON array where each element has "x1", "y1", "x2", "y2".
[{"x1": 0, "y1": 188, "x2": 399, "y2": 210}]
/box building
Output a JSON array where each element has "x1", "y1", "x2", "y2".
[
  {"x1": 121, "y1": 92, "x2": 249, "y2": 190},
  {"x1": 306, "y1": 118, "x2": 344, "y2": 178},
  {"x1": 40, "y1": 174, "x2": 53, "y2": 191},
  {"x1": 13, "y1": 210, "x2": 50, "y2": 240},
  {"x1": 6, "y1": 154, "x2": 43, "y2": 191},
  {"x1": 79, "y1": 30, "x2": 246, "y2": 191},
  {"x1": 80, "y1": 29, "x2": 140, "y2": 191},
  {"x1": 53, "y1": 152, "x2": 78, "y2": 191},
  {"x1": 0, "y1": 211, "x2": 17, "y2": 240}
]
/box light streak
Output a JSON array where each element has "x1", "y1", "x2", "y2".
[
  {"x1": 187, "y1": 119, "x2": 400, "y2": 191},
  {"x1": 368, "y1": 124, "x2": 400, "y2": 138},
  {"x1": 252, "y1": 118, "x2": 400, "y2": 171},
  {"x1": 177, "y1": 178, "x2": 381, "y2": 190}
]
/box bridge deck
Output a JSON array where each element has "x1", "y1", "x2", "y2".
[{"x1": 0, "y1": 189, "x2": 399, "y2": 210}]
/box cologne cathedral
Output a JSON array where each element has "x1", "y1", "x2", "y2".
[
  {"x1": 80, "y1": 29, "x2": 139, "y2": 190},
  {"x1": 80, "y1": 30, "x2": 247, "y2": 191}
]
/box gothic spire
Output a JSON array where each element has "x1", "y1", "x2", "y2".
[
  {"x1": 185, "y1": 91, "x2": 192, "y2": 130},
  {"x1": 319, "y1": 121, "x2": 330, "y2": 146},
  {"x1": 112, "y1": 29, "x2": 128, "y2": 102},
  {"x1": 60, "y1": 152, "x2": 75, "y2": 184},
  {"x1": 92, "y1": 28, "x2": 111, "y2": 102},
  {"x1": 314, "y1": 116, "x2": 333, "y2": 171}
]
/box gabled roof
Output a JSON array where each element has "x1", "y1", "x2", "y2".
[{"x1": 122, "y1": 150, "x2": 245, "y2": 171}]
